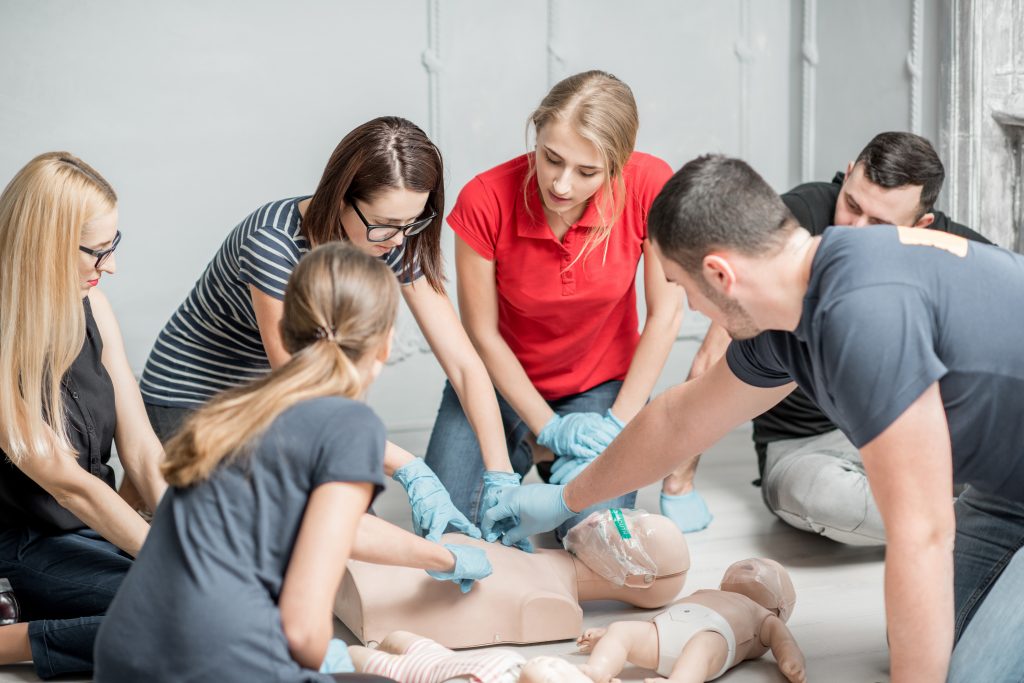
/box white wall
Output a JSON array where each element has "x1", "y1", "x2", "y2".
[{"x1": 0, "y1": 1, "x2": 947, "y2": 447}]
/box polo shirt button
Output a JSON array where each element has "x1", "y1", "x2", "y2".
[{"x1": 565, "y1": 272, "x2": 574, "y2": 281}]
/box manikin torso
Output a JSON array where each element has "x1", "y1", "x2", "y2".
[
  {"x1": 661, "y1": 590, "x2": 773, "y2": 664},
  {"x1": 335, "y1": 514, "x2": 689, "y2": 648}
]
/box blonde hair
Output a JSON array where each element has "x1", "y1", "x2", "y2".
[
  {"x1": 162, "y1": 243, "x2": 398, "y2": 487},
  {"x1": 0, "y1": 152, "x2": 117, "y2": 464},
  {"x1": 525, "y1": 70, "x2": 639, "y2": 267}
]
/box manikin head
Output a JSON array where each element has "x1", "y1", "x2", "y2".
[
  {"x1": 566, "y1": 509, "x2": 690, "y2": 588},
  {"x1": 719, "y1": 558, "x2": 796, "y2": 622},
  {"x1": 834, "y1": 131, "x2": 945, "y2": 229}
]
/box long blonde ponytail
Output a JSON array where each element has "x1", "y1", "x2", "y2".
[
  {"x1": 162, "y1": 243, "x2": 398, "y2": 487},
  {"x1": 0, "y1": 152, "x2": 117, "y2": 464}
]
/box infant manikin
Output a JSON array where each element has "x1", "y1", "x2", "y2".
[
  {"x1": 335, "y1": 510, "x2": 689, "y2": 648},
  {"x1": 576, "y1": 558, "x2": 805, "y2": 683},
  {"x1": 349, "y1": 630, "x2": 591, "y2": 683}
]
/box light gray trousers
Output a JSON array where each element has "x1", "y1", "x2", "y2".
[{"x1": 761, "y1": 429, "x2": 886, "y2": 546}]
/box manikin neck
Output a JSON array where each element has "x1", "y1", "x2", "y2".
[{"x1": 570, "y1": 554, "x2": 687, "y2": 609}]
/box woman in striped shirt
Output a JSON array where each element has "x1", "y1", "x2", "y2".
[{"x1": 140, "y1": 116, "x2": 510, "y2": 540}]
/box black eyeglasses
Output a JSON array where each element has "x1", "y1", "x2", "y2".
[
  {"x1": 351, "y1": 202, "x2": 436, "y2": 243},
  {"x1": 79, "y1": 230, "x2": 122, "y2": 269}
]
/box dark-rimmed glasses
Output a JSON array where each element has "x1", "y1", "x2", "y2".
[
  {"x1": 79, "y1": 230, "x2": 122, "y2": 269},
  {"x1": 352, "y1": 202, "x2": 436, "y2": 243}
]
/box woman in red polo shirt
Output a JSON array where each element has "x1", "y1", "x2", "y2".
[{"x1": 423, "y1": 70, "x2": 685, "y2": 546}]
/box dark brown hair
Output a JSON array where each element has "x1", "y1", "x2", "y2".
[
  {"x1": 854, "y1": 131, "x2": 945, "y2": 219},
  {"x1": 649, "y1": 154, "x2": 797, "y2": 274},
  {"x1": 303, "y1": 116, "x2": 445, "y2": 293}
]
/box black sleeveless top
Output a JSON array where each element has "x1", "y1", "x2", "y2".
[{"x1": 0, "y1": 297, "x2": 117, "y2": 532}]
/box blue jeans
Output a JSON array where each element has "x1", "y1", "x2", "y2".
[
  {"x1": 0, "y1": 526, "x2": 132, "y2": 679},
  {"x1": 947, "y1": 486, "x2": 1024, "y2": 681},
  {"x1": 424, "y1": 379, "x2": 636, "y2": 540}
]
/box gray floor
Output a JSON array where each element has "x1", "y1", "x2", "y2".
[{"x1": 0, "y1": 424, "x2": 891, "y2": 682}]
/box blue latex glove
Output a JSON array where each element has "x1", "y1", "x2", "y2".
[
  {"x1": 393, "y1": 458, "x2": 481, "y2": 542},
  {"x1": 319, "y1": 638, "x2": 354, "y2": 674},
  {"x1": 480, "y1": 471, "x2": 533, "y2": 552},
  {"x1": 548, "y1": 453, "x2": 594, "y2": 485},
  {"x1": 481, "y1": 483, "x2": 574, "y2": 546},
  {"x1": 548, "y1": 409, "x2": 625, "y2": 485},
  {"x1": 426, "y1": 543, "x2": 493, "y2": 593},
  {"x1": 603, "y1": 408, "x2": 626, "y2": 434},
  {"x1": 660, "y1": 490, "x2": 714, "y2": 533},
  {"x1": 536, "y1": 412, "x2": 619, "y2": 459}
]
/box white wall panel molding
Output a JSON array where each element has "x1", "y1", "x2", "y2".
[
  {"x1": 907, "y1": 0, "x2": 924, "y2": 134},
  {"x1": 547, "y1": 0, "x2": 566, "y2": 88},
  {"x1": 800, "y1": 0, "x2": 818, "y2": 182},
  {"x1": 423, "y1": 0, "x2": 444, "y2": 145},
  {"x1": 736, "y1": 0, "x2": 753, "y2": 159},
  {"x1": 389, "y1": 0, "x2": 444, "y2": 364}
]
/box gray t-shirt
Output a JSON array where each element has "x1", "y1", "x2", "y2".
[
  {"x1": 727, "y1": 225, "x2": 1024, "y2": 503},
  {"x1": 94, "y1": 397, "x2": 386, "y2": 682}
]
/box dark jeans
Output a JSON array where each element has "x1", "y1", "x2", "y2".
[
  {"x1": 144, "y1": 402, "x2": 194, "y2": 443},
  {"x1": 0, "y1": 527, "x2": 131, "y2": 679},
  {"x1": 947, "y1": 486, "x2": 1024, "y2": 680},
  {"x1": 424, "y1": 379, "x2": 637, "y2": 540}
]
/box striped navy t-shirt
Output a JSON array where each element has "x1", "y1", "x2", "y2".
[{"x1": 140, "y1": 196, "x2": 420, "y2": 408}]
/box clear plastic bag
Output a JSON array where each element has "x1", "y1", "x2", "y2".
[{"x1": 562, "y1": 508, "x2": 659, "y2": 586}]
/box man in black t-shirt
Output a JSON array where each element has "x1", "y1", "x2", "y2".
[{"x1": 659, "y1": 132, "x2": 991, "y2": 544}]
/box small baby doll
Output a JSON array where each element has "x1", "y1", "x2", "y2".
[{"x1": 576, "y1": 558, "x2": 805, "y2": 683}]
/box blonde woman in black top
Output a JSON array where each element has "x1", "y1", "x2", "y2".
[{"x1": 0, "y1": 152, "x2": 166, "y2": 679}]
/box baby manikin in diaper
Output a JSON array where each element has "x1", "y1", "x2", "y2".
[{"x1": 576, "y1": 558, "x2": 805, "y2": 683}]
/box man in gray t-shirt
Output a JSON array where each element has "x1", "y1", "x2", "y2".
[{"x1": 483, "y1": 155, "x2": 1024, "y2": 682}]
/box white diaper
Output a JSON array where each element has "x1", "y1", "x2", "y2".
[{"x1": 653, "y1": 602, "x2": 737, "y2": 680}]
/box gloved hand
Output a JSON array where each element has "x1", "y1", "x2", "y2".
[
  {"x1": 393, "y1": 458, "x2": 481, "y2": 542},
  {"x1": 548, "y1": 453, "x2": 594, "y2": 485},
  {"x1": 426, "y1": 543, "x2": 493, "y2": 593},
  {"x1": 319, "y1": 638, "x2": 354, "y2": 674},
  {"x1": 548, "y1": 409, "x2": 625, "y2": 485},
  {"x1": 660, "y1": 489, "x2": 714, "y2": 533},
  {"x1": 603, "y1": 408, "x2": 626, "y2": 434},
  {"x1": 480, "y1": 471, "x2": 533, "y2": 552},
  {"x1": 536, "y1": 412, "x2": 619, "y2": 459},
  {"x1": 481, "y1": 483, "x2": 575, "y2": 547}
]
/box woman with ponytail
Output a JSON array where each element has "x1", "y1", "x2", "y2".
[
  {"x1": 0, "y1": 153, "x2": 167, "y2": 679},
  {"x1": 95, "y1": 244, "x2": 488, "y2": 682},
  {"x1": 139, "y1": 116, "x2": 509, "y2": 544}
]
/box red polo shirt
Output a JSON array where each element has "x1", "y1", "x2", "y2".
[{"x1": 448, "y1": 152, "x2": 672, "y2": 400}]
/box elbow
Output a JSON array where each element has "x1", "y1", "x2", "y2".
[
  {"x1": 281, "y1": 614, "x2": 329, "y2": 670},
  {"x1": 50, "y1": 480, "x2": 91, "y2": 518},
  {"x1": 889, "y1": 514, "x2": 957, "y2": 555},
  {"x1": 645, "y1": 303, "x2": 684, "y2": 336}
]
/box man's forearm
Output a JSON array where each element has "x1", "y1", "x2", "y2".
[
  {"x1": 564, "y1": 358, "x2": 793, "y2": 513},
  {"x1": 886, "y1": 536, "x2": 955, "y2": 682},
  {"x1": 565, "y1": 388, "x2": 688, "y2": 512}
]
